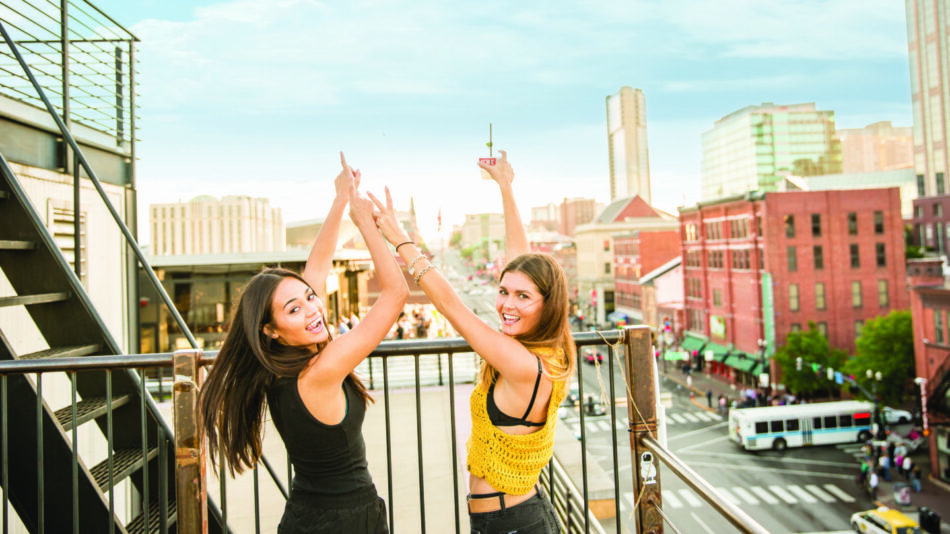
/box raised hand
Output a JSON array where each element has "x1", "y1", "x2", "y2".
[
  {"x1": 335, "y1": 152, "x2": 362, "y2": 200},
  {"x1": 477, "y1": 149, "x2": 514, "y2": 188},
  {"x1": 368, "y1": 187, "x2": 410, "y2": 246},
  {"x1": 348, "y1": 184, "x2": 375, "y2": 226}
]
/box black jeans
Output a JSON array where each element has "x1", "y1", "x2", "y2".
[
  {"x1": 469, "y1": 491, "x2": 559, "y2": 534},
  {"x1": 277, "y1": 484, "x2": 388, "y2": 534}
]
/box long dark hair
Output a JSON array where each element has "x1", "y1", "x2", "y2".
[
  {"x1": 198, "y1": 267, "x2": 372, "y2": 475},
  {"x1": 478, "y1": 253, "x2": 576, "y2": 385}
]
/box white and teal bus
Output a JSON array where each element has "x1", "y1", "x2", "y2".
[{"x1": 729, "y1": 401, "x2": 874, "y2": 451}]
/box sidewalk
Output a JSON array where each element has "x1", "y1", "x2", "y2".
[{"x1": 662, "y1": 366, "x2": 950, "y2": 532}]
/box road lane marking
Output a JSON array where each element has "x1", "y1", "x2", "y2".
[
  {"x1": 690, "y1": 511, "x2": 717, "y2": 534},
  {"x1": 805, "y1": 484, "x2": 837, "y2": 503},
  {"x1": 679, "y1": 461, "x2": 856, "y2": 480},
  {"x1": 677, "y1": 449, "x2": 857, "y2": 468},
  {"x1": 823, "y1": 484, "x2": 856, "y2": 503},
  {"x1": 768, "y1": 485, "x2": 798, "y2": 504},
  {"x1": 715, "y1": 487, "x2": 742, "y2": 505},
  {"x1": 597, "y1": 420, "x2": 611, "y2": 431},
  {"x1": 696, "y1": 411, "x2": 720, "y2": 421},
  {"x1": 678, "y1": 435, "x2": 730, "y2": 452},
  {"x1": 732, "y1": 487, "x2": 760, "y2": 505},
  {"x1": 679, "y1": 489, "x2": 704, "y2": 507},
  {"x1": 661, "y1": 490, "x2": 684, "y2": 508},
  {"x1": 681, "y1": 412, "x2": 701, "y2": 423},
  {"x1": 668, "y1": 421, "x2": 728, "y2": 441},
  {"x1": 670, "y1": 413, "x2": 688, "y2": 424},
  {"x1": 750, "y1": 486, "x2": 780, "y2": 504},
  {"x1": 788, "y1": 485, "x2": 818, "y2": 503}
]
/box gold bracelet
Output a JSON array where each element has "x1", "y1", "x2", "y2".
[
  {"x1": 413, "y1": 264, "x2": 436, "y2": 285},
  {"x1": 407, "y1": 254, "x2": 426, "y2": 275}
]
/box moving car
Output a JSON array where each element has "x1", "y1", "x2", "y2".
[
  {"x1": 582, "y1": 347, "x2": 604, "y2": 364},
  {"x1": 850, "y1": 507, "x2": 921, "y2": 534},
  {"x1": 883, "y1": 406, "x2": 913, "y2": 425}
]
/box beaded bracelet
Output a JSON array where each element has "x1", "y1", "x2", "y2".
[
  {"x1": 413, "y1": 264, "x2": 436, "y2": 285},
  {"x1": 407, "y1": 254, "x2": 426, "y2": 275}
]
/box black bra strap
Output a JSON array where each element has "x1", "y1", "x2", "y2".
[{"x1": 520, "y1": 358, "x2": 543, "y2": 421}]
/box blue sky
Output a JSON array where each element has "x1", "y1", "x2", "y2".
[{"x1": 95, "y1": 0, "x2": 912, "y2": 244}]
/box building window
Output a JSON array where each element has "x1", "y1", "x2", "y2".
[
  {"x1": 759, "y1": 247, "x2": 764, "y2": 269},
  {"x1": 789, "y1": 323, "x2": 801, "y2": 333},
  {"x1": 713, "y1": 288, "x2": 722, "y2": 307},
  {"x1": 878, "y1": 280, "x2": 889, "y2": 307},
  {"x1": 789, "y1": 283, "x2": 800, "y2": 311},
  {"x1": 604, "y1": 262, "x2": 611, "y2": 274},
  {"x1": 815, "y1": 282, "x2": 826, "y2": 310},
  {"x1": 785, "y1": 215, "x2": 795, "y2": 238},
  {"x1": 817, "y1": 322, "x2": 828, "y2": 338},
  {"x1": 787, "y1": 246, "x2": 797, "y2": 272},
  {"x1": 939, "y1": 172, "x2": 946, "y2": 195},
  {"x1": 915, "y1": 205, "x2": 923, "y2": 219},
  {"x1": 854, "y1": 320, "x2": 864, "y2": 340},
  {"x1": 813, "y1": 245, "x2": 824, "y2": 270},
  {"x1": 875, "y1": 243, "x2": 886, "y2": 267},
  {"x1": 757, "y1": 216, "x2": 762, "y2": 236},
  {"x1": 851, "y1": 281, "x2": 863, "y2": 308},
  {"x1": 937, "y1": 310, "x2": 946, "y2": 344},
  {"x1": 850, "y1": 244, "x2": 860, "y2": 268},
  {"x1": 917, "y1": 174, "x2": 926, "y2": 196},
  {"x1": 811, "y1": 214, "x2": 821, "y2": 237},
  {"x1": 874, "y1": 211, "x2": 884, "y2": 234},
  {"x1": 603, "y1": 240, "x2": 610, "y2": 252},
  {"x1": 847, "y1": 212, "x2": 858, "y2": 235}
]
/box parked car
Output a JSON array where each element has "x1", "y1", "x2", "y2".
[
  {"x1": 882, "y1": 406, "x2": 913, "y2": 425},
  {"x1": 850, "y1": 506, "x2": 920, "y2": 534},
  {"x1": 583, "y1": 347, "x2": 604, "y2": 364}
]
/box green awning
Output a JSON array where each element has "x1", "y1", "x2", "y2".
[
  {"x1": 680, "y1": 335, "x2": 706, "y2": 353},
  {"x1": 703, "y1": 341, "x2": 731, "y2": 358},
  {"x1": 749, "y1": 362, "x2": 763, "y2": 376},
  {"x1": 724, "y1": 353, "x2": 758, "y2": 373}
]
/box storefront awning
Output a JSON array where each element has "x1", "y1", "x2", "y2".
[
  {"x1": 680, "y1": 335, "x2": 706, "y2": 353},
  {"x1": 702, "y1": 341, "x2": 731, "y2": 360},
  {"x1": 724, "y1": 353, "x2": 759, "y2": 373}
]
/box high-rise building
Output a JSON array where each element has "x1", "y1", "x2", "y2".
[
  {"x1": 606, "y1": 86, "x2": 651, "y2": 202},
  {"x1": 701, "y1": 103, "x2": 842, "y2": 200},
  {"x1": 150, "y1": 195, "x2": 285, "y2": 255},
  {"x1": 837, "y1": 121, "x2": 913, "y2": 174}
]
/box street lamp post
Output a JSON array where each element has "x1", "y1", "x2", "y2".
[
  {"x1": 866, "y1": 369, "x2": 884, "y2": 438},
  {"x1": 914, "y1": 377, "x2": 929, "y2": 437},
  {"x1": 757, "y1": 338, "x2": 769, "y2": 394}
]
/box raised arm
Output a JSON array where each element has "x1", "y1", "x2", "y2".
[
  {"x1": 306, "y1": 184, "x2": 408, "y2": 385},
  {"x1": 369, "y1": 187, "x2": 539, "y2": 384},
  {"x1": 478, "y1": 149, "x2": 528, "y2": 262},
  {"x1": 301, "y1": 152, "x2": 361, "y2": 299}
]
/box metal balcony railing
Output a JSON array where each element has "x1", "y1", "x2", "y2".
[{"x1": 0, "y1": 328, "x2": 771, "y2": 533}]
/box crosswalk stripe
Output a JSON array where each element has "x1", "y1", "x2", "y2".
[
  {"x1": 597, "y1": 420, "x2": 611, "y2": 432},
  {"x1": 750, "y1": 486, "x2": 780, "y2": 504},
  {"x1": 768, "y1": 485, "x2": 798, "y2": 504},
  {"x1": 805, "y1": 484, "x2": 837, "y2": 503},
  {"x1": 823, "y1": 484, "x2": 856, "y2": 503},
  {"x1": 670, "y1": 413, "x2": 688, "y2": 424},
  {"x1": 678, "y1": 489, "x2": 704, "y2": 507},
  {"x1": 698, "y1": 411, "x2": 720, "y2": 421},
  {"x1": 661, "y1": 490, "x2": 684, "y2": 508},
  {"x1": 788, "y1": 485, "x2": 818, "y2": 503},
  {"x1": 682, "y1": 413, "x2": 701, "y2": 423},
  {"x1": 715, "y1": 487, "x2": 742, "y2": 505},
  {"x1": 732, "y1": 487, "x2": 760, "y2": 505}
]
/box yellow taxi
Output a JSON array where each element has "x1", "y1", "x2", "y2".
[{"x1": 850, "y1": 507, "x2": 921, "y2": 534}]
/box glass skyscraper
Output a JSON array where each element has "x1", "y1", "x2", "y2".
[{"x1": 701, "y1": 102, "x2": 842, "y2": 200}]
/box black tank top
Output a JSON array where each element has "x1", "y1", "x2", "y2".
[
  {"x1": 485, "y1": 358, "x2": 545, "y2": 427},
  {"x1": 267, "y1": 375, "x2": 373, "y2": 494}
]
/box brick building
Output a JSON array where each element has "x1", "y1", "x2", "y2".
[
  {"x1": 679, "y1": 188, "x2": 908, "y2": 387},
  {"x1": 613, "y1": 227, "x2": 682, "y2": 326}
]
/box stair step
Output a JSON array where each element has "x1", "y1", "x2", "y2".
[
  {"x1": 126, "y1": 497, "x2": 177, "y2": 534},
  {"x1": 54, "y1": 395, "x2": 132, "y2": 431},
  {"x1": 0, "y1": 292, "x2": 69, "y2": 307},
  {"x1": 89, "y1": 447, "x2": 159, "y2": 491},
  {"x1": 19, "y1": 344, "x2": 100, "y2": 360},
  {"x1": 0, "y1": 240, "x2": 35, "y2": 250}
]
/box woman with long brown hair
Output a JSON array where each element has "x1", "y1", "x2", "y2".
[
  {"x1": 371, "y1": 150, "x2": 575, "y2": 533},
  {"x1": 199, "y1": 153, "x2": 407, "y2": 533}
]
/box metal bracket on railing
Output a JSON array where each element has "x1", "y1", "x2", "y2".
[
  {"x1": 174, "y1": 348, "x2": 207, "y2": 534},
  {"x1": 623, "y1": 325, "x2": 663, "y2": 534}
]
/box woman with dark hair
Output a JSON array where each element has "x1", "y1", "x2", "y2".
[
  {"x1": 199, "y1": 153, "x2": 407, "y2": 534},
  {"x1": 370, "y1": 150, "x2": 575, "y2": 533}
]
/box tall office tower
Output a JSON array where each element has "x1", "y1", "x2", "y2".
[
  {"x1": 150, "y1": 195, "x2": 285, "y2": 255},
  {"x1": 837, "y1": 121, "x2": 914, "y2": 174},
  {"x1": 906, "y1": 0, "x2": 950, "y2": 196},
  {"x1": 606, "y1": 86, "x2": 651, "y2": 202},
  {"x1": 701, "y1": 102, "x2": 842, "y2": 200}
]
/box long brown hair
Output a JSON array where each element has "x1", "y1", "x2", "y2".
[
  {"x1": 198, "y1": 267, "x2": 372, "y2": 476},
  {"x1": 478, "y1": 253, "x2": 576, "y2": 386}
]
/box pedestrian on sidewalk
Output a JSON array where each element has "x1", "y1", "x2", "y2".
[
  {"x1": 372, "y1": 150, "x2": 570, "y2": 532},
  {"x1": 718, "y1": 394, "x2": 726, "y2": 416},
  {"x1": 706, "y1": 389, "x2": 713, "y2": 408},
  {"x1": 879, "y1": 454, "x2": 891, "y2": 482},
  {"x1": 198, "y1": 154, "x2": 405, "y2": 534},
  {"x1": 868, "y1": 470, "x2": 879, "y2": 500},
  {"x1": 910, "y1": 464, "x2": 922, "y2": 492}
]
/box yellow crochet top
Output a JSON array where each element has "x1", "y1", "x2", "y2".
[{"x1": 467, "y1": 347, "x2": 568, "y2": 495}]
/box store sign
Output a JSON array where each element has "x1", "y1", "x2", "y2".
[{"x1": 710, "y1": 315, "x2": 726, "y2": 338}]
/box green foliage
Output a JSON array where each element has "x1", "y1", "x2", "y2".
[
  {"x1": 844, "y1": 310, "x2": 915, "y2": 405},
  {"x1": 905, "y1": 245, "x2": 925, "y2": 260},
  {"x1": 449, "y1": 230, "x2": 462, "y2": 248},
  {"x1": 774, "y1": 322, "x2": 846, "y2": 397},
  {"x1": 460, "y1": 245, "x2": 476, "y2": 261}
]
